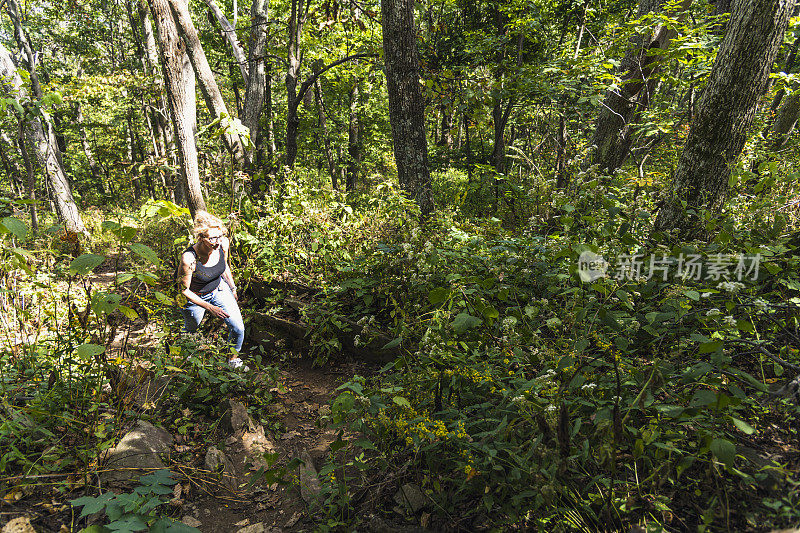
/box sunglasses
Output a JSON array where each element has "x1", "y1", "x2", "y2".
[{"x1": 203, "y1": 235, "x2": 223, "y2": 242}]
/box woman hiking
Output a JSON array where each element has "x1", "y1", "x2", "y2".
[{"x1": 177, "y1": 211, "x2": 247, "y2": 370}]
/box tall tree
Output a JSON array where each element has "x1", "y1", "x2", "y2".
[
  {"x1": 590, "y1": 0, "x2": 692, "y2": 174},
  {"x1": 0, "y1": 43, "x2": 87, "y2": 234},
  {"x1": 149, "y1": 0, "x2": 206, "y2": 216},
  {"x1": 654, "y1": 0, "x2": 795, "y2": 234},
  {"x1": 243, "y1": 0, "x2": 269, "y2": 169},
  {"x1": 381, "y1": 0, "x2": 433, "y2": 217},
  {"x1": 168, "y1": 0, "x2": 246, "y2": 167}
]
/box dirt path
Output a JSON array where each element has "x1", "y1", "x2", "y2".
[{"x1": 179, "y1": 358, "x2": 362, "y2": 533}]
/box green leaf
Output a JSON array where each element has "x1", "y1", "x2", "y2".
[
  {"x1": 451, "y1": 312, "x2": 482, "y2": 334},
  {"x1": 129, "y1": 243, "x2": 161, "y2": 266},
  {"x1": 710, "y1": 438, "x2": 736, "y2": 467},
  {"x1": 91, "y1": 292, "x2": 122, "y2": 315},
  {"x1": 118, "y1": 305, "x2": 138, "y2": 319},
  {"x1": 392, "y1": 396, "x2": 411, "y2": 409},
  {"x1": 154, "y1": 291, "x2": 173, "y2": 305},
  {"x1": 732, "y1": 418, "x2": 755, "y2": 435},
  {"x1": 690, "y1": 389, "x2": 717, "y2": 407},
  {"x1": 77, "y1": 343, "x2": 105, "y2": 361},
  {"x1": 684, "y1": 290, "x2": 700, "y2": 301},
  {"x1": 699, "y1": 341, "x2": 723, "y2": 354},
  {"x1": 381, "y1": 337, "x2": 402, "y2": 350},
  {"x1": 1, "y1": 217, "x2": 28, "y2": 239},
  {"x1": 78, "y1": 526, "x2": 110, "y2": 533},
  {"x1": 106, "y1": 514, "x2": 147, "y2": 531},
  {"x1": 428, "y1": 287, "x2": 450, "y2": 305},
  {"x1": 116, "y1": 272, "x2": 135, "y2": 283},
  {"x1": 165, "y1": 522, "x2": 202, "y2": 533},
  {"x1": 70, "y1": 254, "x2": 105, "y2": 275},
  {"x1": 71, "y1": 492, "x2": 114, "y2": 517}
]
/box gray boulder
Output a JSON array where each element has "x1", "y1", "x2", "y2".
[{"x1": 101, "y1": 421, "x2": 173, "y2": 482}]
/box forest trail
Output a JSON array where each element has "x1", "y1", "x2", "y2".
[
  {"x1": 92, "y1": 267, "x2": 364, "y2": 533},
  {"x1": 172, "y1": 359, "x2": 356, "y2": 533}
]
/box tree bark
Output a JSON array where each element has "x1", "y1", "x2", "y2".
[
  {"x1": 17, "y1": 127, "x2": 38, "y2": 232},
  {"x1": 149, "y1": 0, "x2": 206, "y2": 216},
  {"x1": 347, "y1": 80, "x2": 361, "y2": 191},
  {"x1": 0, "y1": 44, "x2": 86, "y2": 234},
  {"x1": 313, "y1": 77, "x2": 338, "y2": 187},
  {"x1": 243, "y1": 0, "x2": 269, "y2": 169},
  {"x1": 168, "y1": 0, "x2": 246, "y2": 167},
  {"x1": 0, "y1": 132, "x2": 24, "y2": 198},
  {"x1": 75, "y1": 100, "x2": 102, "y2": 187},
  {"x1": 771, "y1": 89, "x2": 800, "y2": 148},
  {"x1": 654, "y1": 0, "x2": 795, "y2": 234},
  {"x1": 202, "y1": 0, "x2": 249, "y2": 84},
  {"x1": 591, "y1": 0, "x2": 692, "y2": 173},
  {"x1": 381, "y1": 0, "x2": 433, "y2": 218},
  {"x1": 556, "y1": 111, "x2": 568, "y2": 189}
]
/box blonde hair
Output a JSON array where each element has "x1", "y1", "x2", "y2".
[{"x1": 192, "y1": 210, "x2": 227, "y2": 240}]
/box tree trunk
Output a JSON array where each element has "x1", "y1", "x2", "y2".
[
  {"x1": 168, "y1": 0, "x2": 246, "y2": 167},
  {"x1": 770, "y1": 90, "x2": 800, "y2": 148},
  {"x1": 654, "y1": 0, "x2": 795, "y2": 235},
  {"x1": 437, "y1": 103, "x2": 453, "y2": 148},
  {"x1": 556, "y1": 111, "x2": 568, "y2": 189},
  {"x1": 347, "y1": 80, "x2": 361, "y2": 191},
  {"x1": 285, "y1": 0, "x2": 306, "y2": 169},
  {"x1": 314, "y1": 77, "x2": 338, "y2": 187},
  {"x1": 591, "y1": 0, "x2": 692, "y2": 173},
  {"x1": 265, "y1": 67, "x2": 277, "y2": 162},
  {"x1": 202, "y1": 0, "x2": 249, "y2": 84},
  {"x1": 0, "y1": 42, "x2": 86, "y2": 235},
  {"x1": 381, "y1": 0, "x2": 433, "y2": 218},
  {"x1": 75, "y1": 100, "x2": 102, "y2": 186},
  {"x1": 149, "y1": 0, "x2": 206, "y2": 216},
  {"x1": 243, "y1": 0, "x2": 269, "y2": 169},
  {"x1": 17, "y1": 128, "x2": 38, "y2": 232},
  {"x1": 0, "y1": 133, "x2": 24, "y2": 198}
]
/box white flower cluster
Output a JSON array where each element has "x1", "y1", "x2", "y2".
[
  {"x1": 753, "y1": 298, "x2": 769, "y2": 311},
  {"x1": 357, "y1": 315, "x2": 377, "y2": 326},
  {"x1": 718, "y1": 281, "x2": 745, "y2": 293},
  {"x1": 536, "y1": 369, "x2": 556, "y2": 383},
  {"x1": 723, "y1": 315, "x2": 737, "y2": 327},
  {"x1": 706, "y1": 308, "x2": 722, "y2": 317},
  {"x1": 581, "y1": 383, "x2": 596, "y2": 391},
  {"x1": 501, "y1": 316, "x2": 516, "y2": 332}
]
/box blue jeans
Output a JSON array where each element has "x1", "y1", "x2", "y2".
[{"x1": 182, "y1": 283, "x2": 245, "y2": 353}]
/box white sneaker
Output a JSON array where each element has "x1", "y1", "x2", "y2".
[{"x1": 228, "y1": 357, "x2": 250, "y2": 372}]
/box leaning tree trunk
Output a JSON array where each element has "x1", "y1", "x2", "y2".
[
  {"x1": 202, "y1": 0, "x2": 249, "y2": 84},
  {"x1": 149, "y1": 0, "x2": 206, "y2": 216},
  {"x1": 0, "y1": 43, "x2": 86, "y2": 234},
  {"x1": 591, "y1": 0, "x2": 692, "y2": 173},
  {"x1": 654, "y1": 0, "x2": 795, "y2": 235},
  {"x1": 381, "y1": 0, "x2": 433, "y2": 218},
  {"x1": 169, "y1": 0, "x2": 246, "y2": 167}
]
